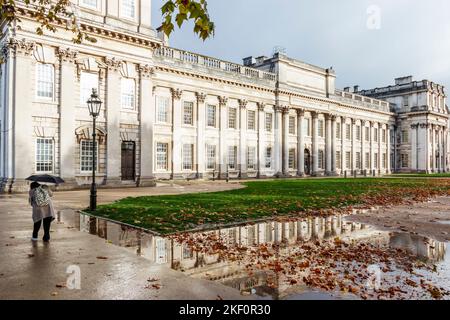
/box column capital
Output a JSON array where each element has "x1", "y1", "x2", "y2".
[
  {"x1": 57, "y1": 47, "x2": 79, "y2": 64},
  {"x1": 411, "y1": 123, "x2": 420, "y2": 129},
  {"x1": 296, "y1": 108, "x2": 305, "y2": 117},
  {"x1": 325, "y1": 113, "x2": 337, "y2": 121},
  {"x1": 218, "y1": 96, "x2": 228, "y2": 106},
  {"x1": 311, "y1": 111, "x2": 319, "y2": 119},
  {"x1": 4, "y1": 38, "x2": 35, "y2": 58},
  {"x1": 104, "y1": 57, "x2": 123, "y2": 71},
  {"x1": 196, "y1": 92, "x2": 207, "y2": 103},
  {"x1": 238, "y1": 99, "x2": 248, "y2": 109},
  {"x1": 351, "y1": 118, "x2": 357, "y2": 125},
  {"x1": 361, "y1": 120, "x2": 367, "y2": 126},
  {"x1": 257, "y1": 102, "x2": 266, "y2": 111},
  {"x1": 138, "y1": 64, "x2": 154, "y2": 78},
  {"x1": 171, "y1": 88, "x2": 183, "y2": 100},
  {"x1": 281, "y1": 106, "x2": 290, "y2": 114}
]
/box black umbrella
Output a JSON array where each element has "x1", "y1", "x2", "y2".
[{"x1": 26, "y1": 174, "x2": 65, "y2": 185}]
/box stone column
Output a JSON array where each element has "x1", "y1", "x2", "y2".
[
  {"x1": 239, "y1": 99, "x2": 248, "y2": 178},
  {"x1": 369, "y1": 121, "x2": 374, "y2": 174},
  {"x1": 431, "y1": 125, "x2": 436, "y2": 173},
  {"x1": 387, "y1": 125, "x2": 393, "y2": 174},
  {"x1": 171, "y1": 88, "x2": 183, "y2": 179},
  {"x1": 444, "y1": 128, "x2": 449, "y2": 172},
  {"x1": 218, "y1": 96, "x2": 228, "y2": 178},
  {"x1": 196, "y1": 92, "x2": 207, "y2": 179},
  {"x1": 257, "y1": 102, "x2": 266, "y2": 178},
  {"x1": 138, "y1": 65, "x2": 156, "y2": 186},
  {"x1": 58, "y1": 48, "x2": 78, "y2": 187},
  {"x1": 104, "y1": 57, "x2": 122, "y2": 186},
  {"x1": 311, "y1": 111, "x2": 319, "y2": 176},
  {"x1": 341, "y1": 117, "x2": 345, "y2": 175},
  {"x1": 331, "y1": 115, "x2": 337, "y2": 175},
  {"x1": 361, "y1": 120, "x2": 365, "y2": 174},
  {"x1": 282, "y1": 106, "x2": 290, "y2": 176},
  {"x1": 378, "y1": 123, "x2": 382, "y2": 175},
  {"x1": 7, "y1": 39, "x2": 35, "y2": 192},
  {"x1": 274, "y1": 106, "x2": 283, "y2": 176},
  {"x1": 325, "y1": 114, "x2": 332, "y2": 175},
  {"x1": 296, "y1": 109, "x2": 305, "y2": 176},
  {"x1": 410, "y1": 123, "x2": 418, "y2": 172},
  {"x1": 351, "y1": 119, "x2": 356, "y2": 174}
]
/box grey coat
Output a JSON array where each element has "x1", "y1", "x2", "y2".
[{"x1": 29, "y1": 187, "x2": 56, "y2": 223}]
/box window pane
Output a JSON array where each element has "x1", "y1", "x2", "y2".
[
  {"x1": 206, "y1": 145, "x2": 216, "y2": 170},
  {"x1": 80, "y1": 140, "x2": 97, "y2": 172},
  {"x1": 207, "y1": 105, "x2": 216, "y2": 127},
  {"x1": 265, "y1": 147, "x2": 272, "y2": 168},
  {"x1": 265, "y1": 113, "x2": 273, "y2": 132},
  {"x1": 156, "y1": 143, "x2": 168, "y2": 170},
  {"x1": 228, "y1": 146, "x2": 237, "y2": 170},
  {"x1": 247, "y1": 110, "x2": 256, "y2": 130},
  {"x1": 36, "y1": 64, "x2": 54, "y2": 98},
  {"x1": 247, "y1": 146, "x2": 256, "y2": 170},
  {"x1": 183, "y1": 101, "x2": 194, "y2": 125},
  {"x1": 289, "y1": 117, "x2": 295, "y2": 135},
  {"x1": 182, "y1": 144, "x2": 193, "y2": 170},
  {"x1": 121, "y1": 78, "x2": 135, "y2": 109},
  {"x1": 36, "y1": 138, "x2": 53, "y2": 172},
  {"x1": 228, "y1": 108, "x2": 237, "y2": 129},
  {"x1": 157, "y1": 97, "x2": 170, "y2": 123},
  {"x1": 122, "y1": 0, "x2": 135, "y2": 18},
  {"x1": 80, "y1": 72, "x2": 99, "y2": 107}
]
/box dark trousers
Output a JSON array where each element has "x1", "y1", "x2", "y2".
[{"x1": 33, "y1": 217, "x2": 53, "y2": 240}]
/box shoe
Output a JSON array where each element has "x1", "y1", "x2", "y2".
[
  {"x1": 31, "y1": 237, "x2": 38, "y2": 242},
  {"x1": 43, "y1": 236, "x2": 50, "y2": 242}
]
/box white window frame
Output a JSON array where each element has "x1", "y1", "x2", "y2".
[
  {"x1": 346, "y1": 151, "x2": 351, "y2": 169},
  {"x1": 247, "y1": 110, "x2": 256, "y2": 131},
  {"x1": 289, "y1": 116, "x2": 296, "y2": 135},
  {"x1": 156, "y1": 96, "x2": 170, "y2": 124},
  {"x1": 265, "y1": 147, "x2": 272, "y2": 169},
  {"x1": 228, "y1": 107, "x2": 237, "y2": 129},
  {"x1": 80, "y1": 72, "x2": 99, "y2": 108},
  {"x1": 336, "y1": 122, "x2": 341, "y2": 139},
  {"x1": 156, "y1": 142, "x2": 169, "y2": 171},
  {"x1": 35, "y1": 138, "x2": 54, "y2": 173},
  {"x1": 228, "y1": 146, "x2": 237, "y2": 170},
  {"x1": 265, "y1": 113, "x2": 273, "y2": 132},
  {"x1": 80, "y1": 0, "x2": 100, "y2": 11},
  {"x1": 80, "y1": 140, "x2": 98, "y2": 173},
  {"x1": 247, "y1": 146, "x2": 256, "y2": 170},
  {"x1": 183, "y1": 101, "x2": 194, "y2": 126},
  {"x1": 120, "y1": 0, "x2": 137, "y2": 20},
  {"x1": 207, "y1": 105, "x2": 217, "y2": 128},
  {"x1": 288, "y1": 148, "x2": 296, "y2": 169},
  {"x1": 121, "y1": 78, "x2": 136, "y2": 110},
  {"x1": 182, "y1": 144, "x2": 194, "y2": 171},
  {"x1": 36, "y1": 63, "x2": 54, "y2": 100},
  {"x1": 318, "y1": 120, "x2": 324, "y2": 137},
  {"x1": 206, "y1": 145, "x2": 217, "y2": 170},
  {"x1": 336, "y1": 151, "x2": 342, "y2": 169}
]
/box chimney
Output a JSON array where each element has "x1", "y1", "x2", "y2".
[
  {"x1": 395, "y1": 76, "x2": 413, "y2": 85},
  {"x1": 156, "y1": 27, "x2": 169, "y2": 46},
  {"x1": 243, "y1": 56, "x2": 254, "y2": 66},
  {"x1": 255, "y1": 56, "x2": 267, "y2": 64},
  {"x1": 344, "y1": 87, "x2": 350, "y2": 92},
  {"x1": 353, "y1": 85, "x2": 360, "y2": 93}
]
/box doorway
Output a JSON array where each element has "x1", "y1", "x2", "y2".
[
  {"x1": 121, "y1": 141, "x2": 136, "y2": 181},
  {"x1": 304, "y1": 149, "x2": 311, "y2": 175}
]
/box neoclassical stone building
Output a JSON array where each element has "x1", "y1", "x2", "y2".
[{"x1": 0, "y1": 0, "x2": 448, "y2": 192}]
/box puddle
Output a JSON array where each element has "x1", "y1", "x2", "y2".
[
  {"x1": 437, "y1": 221, "x2": 450, "y2": 226},
  {"x1": 58, "y1": 210, "x2": 450, "y2": 300}
]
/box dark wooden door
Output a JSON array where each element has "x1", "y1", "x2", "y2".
[
  {"x1": 121, "y1": 141, "x2": 136, "y2": 181},
  {"x1": 304, "y1": 149, "x2": 311, "y2": 175}
]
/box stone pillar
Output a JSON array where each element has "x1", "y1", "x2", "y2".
[
  {"x1": 431, "y1": 125, "x2": 436, "y2": 173},
  {"x1": 196, "y1": 92, "x2": 207, "y2": 179},
  {"x1": 137, "y1": 65, "x2": 156, "y2": 186},
  {"x1": 239, "y1": 99, "x2": 248, "y2": 178},
  {"x1": 311, "y1": 112, "x2": 319, "y2": 176},
  {"x1": 218, "y1": 96, "x2": 228, "y2": 178},
  {"x1": 330, "y1": 115, "x2": 337, "y2": 175},
  {"x1": 369, "y1": 121, "x2": 374, "y2": 174},
  {"x1": 274, "y1": 106, "x2": 283, "y2": 176},
  {"x1": 410, "y1": 123, "x2": 418, "y2": 172},
  {"x1": 104, "y1": 57, "x2": 122, "y2": 186},
  {"x1": 341, "y1": 117, "x2": 346, "y2": 175},
  {"x1": 378, "y1": 123, "x2": 382, "y2": 175},
  {"x1": 58, "y1": 48, "x2": 78, "y2": 187},
  {"x1": 444, "y1": 128, "x2": 449, "y2": 172},
  {"x1": 351, "y1": 119, "x2": 356, "y2": 174},
  {"x1": 296, "y1": 109, "x2": 305, "y2": 176},
  {"x1": 325, "y1": 114, "x2": 332, "y2": 175},
  {"x1": 282, "y1": 106, "x2": 290, "y2": 176},
  {"x1": 387, "y1": 125, "x2": 393, "y2": 174},
  {"x1": 171, "y1": 88, "x2": 183, "y2": 179},
  {"x1": 361, "y1": 120, "x2": 365, "y2": 174},
  {"x1": 7, "y1": 39, "x2": 35, "y2": 192},
  {"x1": 257, "y1": 103, "x2": 266, "y2": 178}
]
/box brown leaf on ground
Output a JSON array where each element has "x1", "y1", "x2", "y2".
[{"x1": 96, "y1": 256, "x2": 108, "y2": 260}]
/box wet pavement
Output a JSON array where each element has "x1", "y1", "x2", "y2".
[{"x1": 0, "y1": 182, "x2": 248, "y2": 300}]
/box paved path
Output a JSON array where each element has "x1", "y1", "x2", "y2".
[{"x1": 0, "y1": 182, "x2": 248, "y2": 300}]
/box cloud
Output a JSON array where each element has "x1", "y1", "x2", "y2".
[{"x1": 152, "y1": 0, "x2": 450, "y2": 92}]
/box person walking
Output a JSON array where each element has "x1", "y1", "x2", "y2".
[{"x1": 29, "y1": 182, "x2": 56, "y2": 242}]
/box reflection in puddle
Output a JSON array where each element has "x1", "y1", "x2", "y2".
[{"x1": 58, "y1": 211, "x2": 450, "y2": 300}]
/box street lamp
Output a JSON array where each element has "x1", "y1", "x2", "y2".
[{"x1": 87, "y1": 89, "x2": 102, "y2": 211}]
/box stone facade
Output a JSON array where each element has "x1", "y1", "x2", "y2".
[{"x1": 0, "y1": 1, "x2": 448, "y2": 192}]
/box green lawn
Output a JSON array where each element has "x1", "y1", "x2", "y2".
[
  {"x1": 389, "y1": 173, "x2": 450, "y2": 178},
  {"x1": 89, "y1": 178, "x2": 450, "y2": 234}
]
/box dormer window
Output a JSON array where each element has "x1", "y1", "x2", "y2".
[{"x1": 122, "y1": 0, "x2": 136, "y2": 19}]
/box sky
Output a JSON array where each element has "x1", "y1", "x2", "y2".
[{"x1": 151, "y1": 0, "x2": 450, "y2": 93}]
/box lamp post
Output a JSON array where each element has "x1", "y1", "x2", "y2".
[{"x1": 87, "y1": 89, "x2": 102, "y2": 211}]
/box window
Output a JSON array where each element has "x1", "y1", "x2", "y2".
[
  {"x1": 206, "y1": 145, "x2": 216, "y2": 170},
  {"x1": 207, "y1": 105, "x2": 217, "y2": 127},
  {"x1": 382, "y1": 153, "x2": 387, "y2": 168},
  {"x1": 121, "y1": 0, "x2": 136, "y2": 19},
  {"x1": 318, "y1": 150, "x2": 324, "y2": 169},
  {"x1": 81, "y1": 0, "x2": 98, "y2": 9},
  {"x1": 356, "y1": 126, "x2": 361, "y2": 141},
  {"x1": 374, "y1": 153, "x2": 379, "y2": 169},
  {"x1": 183, "y1": 101, "x2": 194, "y2": 125},
  {"x1": 318, "y1": 120, "x2": 324, "y2": 137},
  {"x1": 336, "y1": 151, "x2": 342, "y2": 169},
  {"x1": 382, "y1": 129, "x2": 386, "y2": 143},
  {"x1": 356, "y1": 152, "x2": 361, "y2": 169},
  {"x1": 265, "y1": 113, "x2": 273, "y2": 132},
  {"x1": 182, "y1": 144, "x2": 194, "y2": 171},
  {"x1": 156, "y1": 143, "x2": 169, "y2": 170},
  {"x1": 336, "y1": 123, "x2": 341, "y2": 139},
  {"x1": 247, "y1": 146, "x2": 256, "y2": 170},
  {"x1": 121, "y1": 78, "x2": 135, "y2": 109},
  {"x1": 182, "y1": 245, "x2": 193, "y2": 260},
  {"x1": 157, "y1": 96, "x2": 170, "y2": 123},
  {"x1": 36, "y1": 138, "x2": 53, "y2": 173},
  {"x1": 80, "y1": 140, "x2": 97, "y2": 172},
  {"x1": 247, "y1": 110, "x2": 256, "y2": 130},
  {"x1": 403, "y1": 96, "x2": 409, "y2": 107},
  {"x1": 401, "y1": 130, "x2": 409, "y2": 143},
  {"x1": 401, "y1": 154, "x2": 409, "y2": 168},
  {"x1": 36, "y1": 63, "x2": 54, "y2": 99},
  {"x1": 304, "y1": 118, "x2": 311, "y2": 136},
  {"x1": 228, "y1": 108, "x2": 237, "y2": 129},
  {"x1": 365, "y1": 127, "x2": 370, "y2": 141},
  {"x1": 265, "y1": 147, "x2": 272, "y2": 168},
  {"x1": 374, "y1": 128, "x2": 379, "y2": 142},
  {"x1": 346, "y1": 124, "x2": 351, "y2": 140},
  {"x1": 289, "y1": 116, "x2": 296, "y2": 135},
  {"x1": 346, "y1": 152, "x2": 351, "y2": 169},
  {"x1": 365, "y1": 152, "x2": 370, "y2": 169},
  {"x1": 289, "y1": 148, "x2": 296, "y2": 169},
  {"x1": 80, "y1": 72, "x2": 99, "y2": 107},
  {"x1": 228, "y1": 146, "x2": 237, "y2": 170}
]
